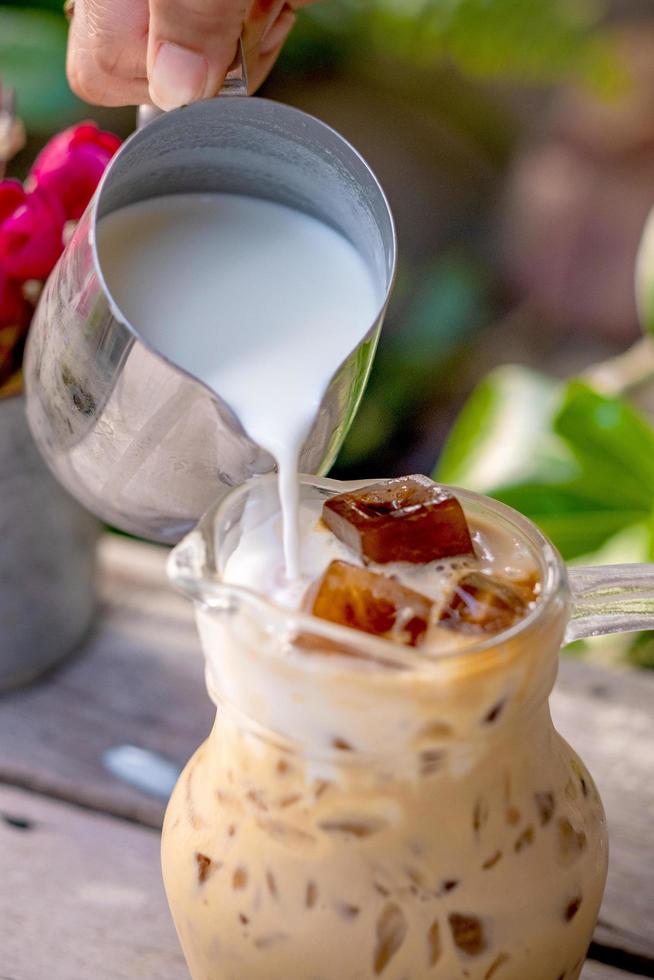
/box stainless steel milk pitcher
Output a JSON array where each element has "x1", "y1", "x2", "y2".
[{"x1": 24, "y1": 96, "x2": 396, "y2": 542}]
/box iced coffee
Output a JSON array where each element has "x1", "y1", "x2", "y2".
[{"x1": 162, "y1": 475, "x2": 607, "y2": 980}]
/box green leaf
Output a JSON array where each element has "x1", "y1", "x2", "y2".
[
  {"x1": 555, "y1": 381, "x2": 654, "y2": 508},
  {"x1": 435, "y1": 366, "x2": 654, "y2": 560},
  {"x1": 492, "y1": 485, "x2": 644, "y2": 560},
  {"x1": 436, "y1": 365, "x2": 570, "y2": 488},
  {"x1": 571, "y1": 520, "x2": 649, "y2": 567},
  {"x1": 0, "y1": 8, "x2": 84, "y2": 133}
]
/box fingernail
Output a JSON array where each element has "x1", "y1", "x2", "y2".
[
  {"x1": 260, "y1": 8, "x2": 296, "y2": 56},
  {"x1": 149, "y1": 42, "x2": 207, "y2": 110}
]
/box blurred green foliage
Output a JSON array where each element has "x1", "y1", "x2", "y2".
[
  {"x1": 436, "y1": 368, "x2": 654, "y2": 561},
  {"x1": 288, "y1": 0, "x2": 620, "y2": 90},
  {"x1": 0, "y1": 5, "x2": 84, "y2": 132},
  {"x1": 433, "y1": 363, "x2": 654, "y2": 669},
  {"x1": 5, "y1": 0, "x2": 64, "y2": 9},
  {"x1": 369, "y1": 0, "x2": 619, "y2": 89},
  {"x1": 339, "y1": 254, "x2": 491, "y2": 467},
  {"x1": 432, "y1": 204, "x2": 654, "y2": 667}
]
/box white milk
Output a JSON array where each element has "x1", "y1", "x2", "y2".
[{"x1": 96, "y1": 193, "x2": 381, "y2": 577}]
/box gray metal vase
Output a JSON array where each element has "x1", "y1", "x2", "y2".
[{"x1": 0, "y1": 395, "x2": 99, "y2": 690}]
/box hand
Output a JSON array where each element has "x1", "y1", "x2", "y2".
[{"x1": 66, "y1": 0, "x2": 315, "y2": 110}]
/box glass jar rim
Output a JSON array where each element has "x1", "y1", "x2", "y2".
[{"x1": 168, "y1": 474, "x2": 569, "y2": 672}]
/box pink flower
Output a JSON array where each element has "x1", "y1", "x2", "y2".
[
  {"x1": 0, "y1": 263, "x2": 30, "y2": 329},
  {"x1": 30, "y1": 122, "x2": 122, "y2": 220},
  {"x1": 0, "y1": 179, "x2": 66, "y2": 280}
]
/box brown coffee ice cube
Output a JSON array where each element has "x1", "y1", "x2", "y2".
[
  {"x1": 322, "y1": 475, "x2": 474, "y2": 564},
  {"x1": 439, "y1": 572, "x2": 528, "y2": 635},
  {"x1": 307, "y1": 560, "x2": 433, "y2": 647}
]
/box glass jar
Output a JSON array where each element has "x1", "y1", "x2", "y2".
[{"x1": 163, "y1": 476, "x2": 609, "y2": 980}]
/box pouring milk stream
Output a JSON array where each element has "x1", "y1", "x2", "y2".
[{"x1": 96, "y1": 192, "x2": 381, "y2": 577}]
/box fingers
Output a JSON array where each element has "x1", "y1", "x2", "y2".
[
  {"x1": 245, "y1": 4, "x2": 297, "y2": 93},
  {"x1": 244, "y1": 0, "x2": 319, "y2": 92},
  {"x1": 147, "y1": 0, "x2": 317, "y2": 109},
  {"x1": 67, "y1": 0, "x2": 150, "y2": 106},
  {"x1": 66, "y1": 0, "x2": 318, "y2": 109},
  {"x1": 147, "y1": 0, "x2": 247, "y2": 110}
]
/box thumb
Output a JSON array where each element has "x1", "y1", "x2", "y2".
[{"x1": 147, "y1": 0, "x2": 244, "y2": 111}]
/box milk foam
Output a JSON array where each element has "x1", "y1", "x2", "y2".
[
  {"x1": 222, "y1": 480, "x2": 539, "y2": 654},
  {"x1": 222, "y1": 498, "x2": 476, "y2": 612},
  {"x1": 96, "y1": 193, "x2": 381, "y2": 578}
]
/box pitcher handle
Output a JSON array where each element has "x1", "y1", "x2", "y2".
[
  {"x1": 566, "y1": 563, "x2": 654, "y2": 642},
  {"x1": 136, "y1": 35, "x2": 248, "y2": 129}
]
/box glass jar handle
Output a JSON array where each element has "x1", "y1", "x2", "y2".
[
  {"x1": 566, "y1": 563, "x2": 654, "y2": 642},
  {"x1": 136, "y1": 36, "x2": 248, "y2": 130}
]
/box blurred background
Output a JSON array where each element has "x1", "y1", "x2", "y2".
[{"x1": 4, "y1": 0, "x2": 654, "y2": 665}]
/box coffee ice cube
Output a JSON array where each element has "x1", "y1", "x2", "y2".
[
  {"x1": 439, "y1": 572, "x2": 528, "y2": 635},
  {"x1": 307, "y1": 560, "x2": 433, "y2": 647},
  {"x1": 322, "y1": 475, "x2": 474, "y2": 564}
]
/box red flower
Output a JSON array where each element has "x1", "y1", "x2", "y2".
[
  {"x1": 0, "y1": 180, "x2": 66, "y2": 280},
  {"x1": 0, "y1": 179, "x2": 24, "y2": 225},
  {"x1": 0, "y1": 263, "x2": 30, "y2": 330},
  {"x1": 30, "y1": 122, "x2": 122, "y2": 220}
]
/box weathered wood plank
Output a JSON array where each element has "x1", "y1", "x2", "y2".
[
  {"x1": 0, "y1": 535, "x2": 652, "y2": 969},
  {"x1": 0, "y1": 784, "x2": 187, "y2": 980},
  {"x1": 0, "y1": 537, "x2": 212, "y2": 828}
]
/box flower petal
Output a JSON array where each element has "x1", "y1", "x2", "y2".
[
  {"x1": 0, "y1": 189, "x2": 65, "y2": 280},
  {"x1": 0, "y1": 180, "x2": 26, "y2": 222},
  {"x1": 30, "y1": 122, "x2": 122, "y2": 220}
]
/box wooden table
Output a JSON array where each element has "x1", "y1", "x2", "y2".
[{"x1": 0, "y1": 536, "x2": 652, "y2": 980}]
